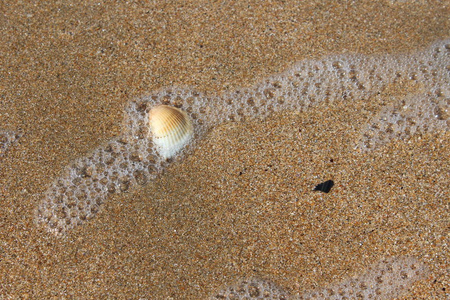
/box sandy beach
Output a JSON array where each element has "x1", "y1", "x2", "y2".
[{"x1": 0, "y1": 0, "x2": 449, "y2": 299}]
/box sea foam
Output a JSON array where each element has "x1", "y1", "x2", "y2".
[
  {"x1": 210, "y1": 256, "x2": 428, "y2": 300},
  {"x1": 35, "y1": 39, "x2": 449, "y2": 235}
]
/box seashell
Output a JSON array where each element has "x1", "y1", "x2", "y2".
[{"x1": 148, "y1": 105, "x2": 194, "y2": 159}]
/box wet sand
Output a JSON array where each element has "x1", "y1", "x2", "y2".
[{"x1": 0, "y1": 0, "x2": 449, "y2": 299}]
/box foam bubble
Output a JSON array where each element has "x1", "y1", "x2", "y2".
[
  {"x1": 209, "y1": 257, "x2": 428, "y2": 300},
  {"x1": 36, "y1": 39, "x2": 449, "y2": 234}
]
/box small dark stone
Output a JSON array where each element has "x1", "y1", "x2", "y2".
[{"x1": 314, "y1": 180, "x2": 334, "y2": 193}]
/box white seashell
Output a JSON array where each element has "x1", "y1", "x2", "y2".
[{"x1": 148, "y1": 105, "x2": 194, "y2": 159}]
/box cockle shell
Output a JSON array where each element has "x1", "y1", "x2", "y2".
[{"x1": 148, "y1": 105, "x2": 194, "y2": 159}]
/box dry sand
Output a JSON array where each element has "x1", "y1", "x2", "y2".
[{"x1": 0, "y1": 0, "x2": 449, "y2": 299}]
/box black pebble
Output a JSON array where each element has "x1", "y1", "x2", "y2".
[{"x1": 314, "y1": 180, "x2": 334, "y2": 193}]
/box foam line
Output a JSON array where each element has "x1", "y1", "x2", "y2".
[
  {"x1": 297, "y1": 256, "x2": 428, "y2": 300},
  {"x1": 36, "y1": 39, "x2": 449, "y2": 235},
  {"x1": 357, "y1": 92, "x2": 449, "y2": 151},
  {"x1": 210, "y1": 256, "x2": 428, "y2": 300}
]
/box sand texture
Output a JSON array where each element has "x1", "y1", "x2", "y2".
[{"x1": 0, "y1": 0, "x2": 449, "y2": 299}]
